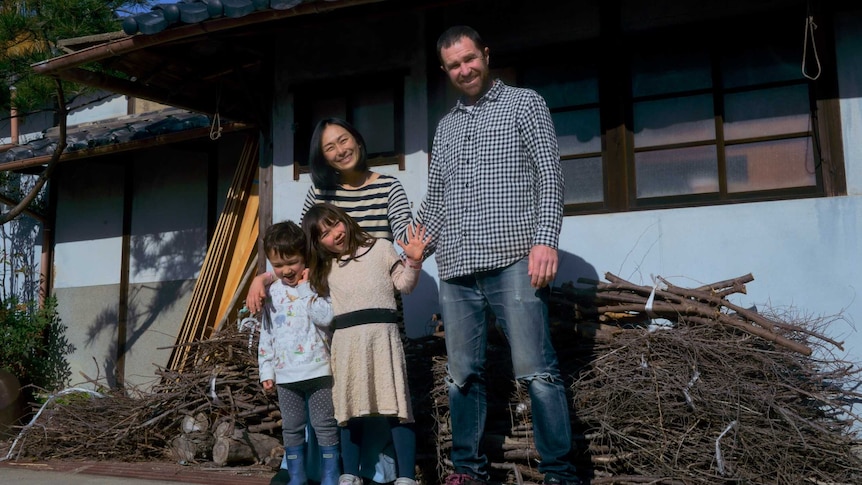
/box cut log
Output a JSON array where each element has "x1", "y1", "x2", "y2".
[
  {"x1": 170, "y1": 431, "x2": 214, "y2": 462},
  {"x1": 181, "y1": 412, "x2": 210, "y2": 434},
  {"x1": 212, "y1": 435, "x2": 253, "y2": 466},
  {"x1": 211, "y1": 427, "x2": 282, "y2": 466}
]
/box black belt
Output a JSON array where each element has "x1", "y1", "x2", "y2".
[{"x1": 333, "y1": 308, "x2": 399, "y2": 330}]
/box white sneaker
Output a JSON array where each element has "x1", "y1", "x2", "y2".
[
  {"x1": 338, "y1": 474, "x2": 362, "y2": 485},
  {"x1": 394, "y1": 478, "x2": 418, "y2": 485}
]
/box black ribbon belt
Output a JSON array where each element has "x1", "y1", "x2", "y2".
[{"x1": 332, "y1": 308, "x2": 399, "y2": 330}]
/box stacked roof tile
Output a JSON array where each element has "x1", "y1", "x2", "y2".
[{"x1": 122, "y1": 0, "x2": 323, "y2": 35}]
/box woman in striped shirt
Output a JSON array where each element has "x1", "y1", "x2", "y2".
[
  {"x1": 302, "y1": 118, "x2": 413, "y2": 243},
  {"x1": 247, "y1": 118, "x2": 414, "y2": 485}
]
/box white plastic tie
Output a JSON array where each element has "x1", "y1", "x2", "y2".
[
  {"x1": 645, "y1": 275, "x2": 659, "y2": 318},
  {"x1": 239, "y1": 316, "x2": 260, "y2": 351},
  {"x1": 3, "y1": 387, "x2": 105, "y2": 461},
  {"x1": 715, "y1": 420, "x2": 737, "y2": 476},
  {"x1": 683, "y1": 368, "x2": 701, "y2": 410}
]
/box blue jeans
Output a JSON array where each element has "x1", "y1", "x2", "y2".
[{"x1": 440, "y1": 258, "x2": 577, "y2": 481}]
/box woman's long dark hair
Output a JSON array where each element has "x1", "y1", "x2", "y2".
[
  {"x1": 302, "y1": 203, "x2": 375, "y2": 297},
  {"x1": 308, "y1": 118, "x2": 369, "y2": 189}
]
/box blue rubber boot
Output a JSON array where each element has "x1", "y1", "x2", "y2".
[
  {"x1": 319, "y1": 444, "x2": 341, "y2": 485},
  {"x1": 282, "y1": 445, "x2": 307, "y2": 485}
]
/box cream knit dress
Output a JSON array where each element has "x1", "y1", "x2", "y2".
[{"x1": 328, "y1": 239, "x2": 419, "y2": 425}]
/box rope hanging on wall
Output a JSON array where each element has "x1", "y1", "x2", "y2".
[
  {"x1": 210, "y1": 83, "x2": 223, "y2": 140},
  {"x1": 802, "y1": 6, "x2": 821, "y2": 81}
]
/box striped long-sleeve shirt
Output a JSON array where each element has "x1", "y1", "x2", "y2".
[
  {"x1": 302, "y1": 173, "x2": 413, "y2": 242},
  {"x1": 416, "y1": 80, "x2": 564, "y2": 281}
]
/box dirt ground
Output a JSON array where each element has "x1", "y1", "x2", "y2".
[{"x1": 0, "y1": 437, "x2": 275, "y2": 484}]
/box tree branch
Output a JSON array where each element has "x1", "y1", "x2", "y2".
[{"x1": 0, "y1": 77, "x2": 66, "y2": 225}]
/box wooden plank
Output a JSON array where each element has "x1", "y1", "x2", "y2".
[
  {"x1": 167, "y1": 135, "x2": 259, "y2": 372},
  {"x1": 214, "y1": 184, "x2": 259, "y2": 331}
]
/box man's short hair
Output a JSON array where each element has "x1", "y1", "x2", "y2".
[{"x1": 437, "y1": 25, "x2": 486, "y2": 64}]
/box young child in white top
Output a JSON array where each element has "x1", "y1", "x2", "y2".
[{"x1": 257, "y1": 220, "x2": 339, "y2": 485}]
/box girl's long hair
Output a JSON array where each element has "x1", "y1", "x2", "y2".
[{"x1": 302, "y1": 203, "x2": 375, "y2": 297}]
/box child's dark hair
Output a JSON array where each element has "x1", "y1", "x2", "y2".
[
  {"x1": 263, "y1": 220, "x2": 306, "y2": 261},
  {"x1": 302, "y1": 203, "x2": 375, "y2": 297}
]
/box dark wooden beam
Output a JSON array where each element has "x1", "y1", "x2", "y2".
[{"x1": 55, "y1": 68, "x2": 218, "y2": 117}]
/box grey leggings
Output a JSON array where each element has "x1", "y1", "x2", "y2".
[{"x1": 276, "y1": 376, "x2": 338, "y2": 447}]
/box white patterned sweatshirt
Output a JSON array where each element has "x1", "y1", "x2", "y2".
[{"x1": 258, "y1": 281, "x2": 334, "y2": 385}]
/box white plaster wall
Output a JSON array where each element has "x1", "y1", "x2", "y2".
[
  {"x1": 129, "y1": 150, "x2": 209, "y2": 283},
  {"x1": 837, "y1": 11, "x2": 862, "y2": 197},
  {"x1": 53, "y1": 164, "x2": 125, "y2": 289},
  {"x1": 53, "y1": 162, "x2": 125, "y2": 387},
  {"x1": 558, "y1": 199, "x2": 860, "y2": 356},
  {"x1": 67, "y1": 94, "x2": 129, "y2": 125}
]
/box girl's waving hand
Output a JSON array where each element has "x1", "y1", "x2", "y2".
[{"x1": 397, "y1": 223, "x2": 429, "y2": 263}]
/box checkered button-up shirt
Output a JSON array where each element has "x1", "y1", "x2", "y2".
[{"x1": 417, "y1": 80, "x2": 564, "y2": 281}]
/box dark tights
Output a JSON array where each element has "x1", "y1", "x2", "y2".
[{"x1": 340, "y1": 417, "x2": 416, "y2": 479}]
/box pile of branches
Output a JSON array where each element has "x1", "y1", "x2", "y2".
[
  {"x1": 429, "y1": 273, "x2": 862, "y2": 484},
  {"x1": 573, "y1": 273, "x2": 862, "y2": 484},
  {"x1": 6, "y1": 271, "x2": 862, "y2": 485},
  {"x1": 5, "y1": 323, "x2": 282, "y2": 465}
]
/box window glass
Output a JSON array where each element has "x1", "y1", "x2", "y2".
[
  {"x1": 311, "y1": 97, "x2": 346, "y2": 123},
  {"x1": 294, "y1": 75, "x2": 403, "y2": 172},
  {"x1": 353, "y1": 88, "x2": 395, "y2": 155},
  {"x1": 635, "y1": 145, "x2": 719, "y2": 198},
  {"x1": 721, "y1": 44, "x2": 799, "y2": 88},
  {"x1": 523, "y1": 65, "x2": 599, "y2": 108},
  {"x1": 724, "y1": 85, "x2": 810, "y2": 140},
  {"x1": 633, "y1": 94, "x2": 715, "y2": 148},
  {"x1": 554, "y1": 108, "x2": 601, "y2": 156},
  {"x1": 631, "y1": 46, "x2": 711, "y2": 97},
  {"x1": 726, "y1": 137, "x2": 816, "y2": 192},
  {"x1": 562, "y1": 156, "x2": 604, "y2": 204}
]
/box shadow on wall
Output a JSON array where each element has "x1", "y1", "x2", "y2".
[
  {"x1": 403, "y1": 269, "x2": 441, "y2": 339},
  {"x1": 557, "y1": 249, "x2": 600, "y2": 290},
  {"x1": 86, "y1": 280, "x2": 194, "y2": 388},
  {"x1": 83, "y1": 230, "x2": 203, "y2": 388}
]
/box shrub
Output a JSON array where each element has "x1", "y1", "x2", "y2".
[{"x1": 0, "y1": 295, "x2": 74, "y2": 395}]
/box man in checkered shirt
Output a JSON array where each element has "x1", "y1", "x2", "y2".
[{"x1": 416, "y1": 25, "x2": 582, "y2": 485}]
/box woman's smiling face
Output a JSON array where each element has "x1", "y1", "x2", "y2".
[{"x1": 321, "y1": 124, "x2": 361, "y2": 175}]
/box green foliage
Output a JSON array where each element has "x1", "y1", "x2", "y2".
[
  {"x1": 0, "y1": 295, "x2": 74, "y2": 393},
  {"x1": 0, "y1": 0, "x2": 153, "y2": 113}
]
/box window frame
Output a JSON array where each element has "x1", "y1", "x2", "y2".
[
  {"x1": 291, "y1": 72, "x2": 406, "y2": 181},
  {"x1": 502, "y1": 8, "x2": 845, "y2": 216}
]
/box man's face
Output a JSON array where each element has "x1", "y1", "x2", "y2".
[{"x1": 440, "y1": 36, "x2": 491, "y2": 105}]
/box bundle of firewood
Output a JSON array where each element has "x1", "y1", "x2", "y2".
[
  {"x1": 7, "y1": 272, "x2": 862, "y2": 485},
  {"x1": 428, "y1": 273, "x2": 862, "y2": 485},
  {"x1": 7, "y1": 322, "x2": 285, "y2": 466},
  {"x1": 569, "y1": 273, "x2": 862, "y2": 484}
]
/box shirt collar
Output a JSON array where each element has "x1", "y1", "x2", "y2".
[{"x1": 455, "y1": 79, "x2": 504, "y2": 111}]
